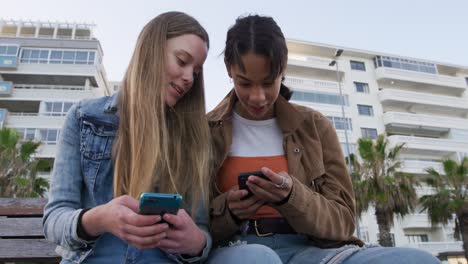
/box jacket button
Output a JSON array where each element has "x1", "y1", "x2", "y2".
[{"x1": 293, "y1": 148, "x2": 300, "y2": 153}]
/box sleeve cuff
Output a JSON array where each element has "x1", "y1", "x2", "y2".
[{"x1": 176, "y1": 229, "x2": 211, "y2": 263}]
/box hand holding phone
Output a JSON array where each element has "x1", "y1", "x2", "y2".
[
  {"x1": 238, "y1": 171, "x2": 271, "y2": 199},
  {"x1": 138, "y1": 192, "x2": 183, "y2": 216}
]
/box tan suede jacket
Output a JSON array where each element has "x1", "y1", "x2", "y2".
[{"x1": 207, "y1": 91, "x2": 364, "y2": 248}]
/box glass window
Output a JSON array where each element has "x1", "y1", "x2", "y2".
[
  {"x1": 406, "y1": 234, "x2": 429, "y2": 243},
  {"x1": 361, "y1": 128, "x2": 378, "y2": 139},
  {"x1": 88, "y1": 51, "x2": 96, "y2": 65},
  {"x1": 6, "y1": 46, "x2": 18, "y2": 55},
  {"x1": 354, "y1": 82, "x2": 369, "y2": 93},
  {"x1": 357, "y1": 105, "x2": 374, "y2": 116},
  {"x1": 19, "y1": 48, "x2": 97, "y2": 65},
  {"x1": 292, "y1": 91, "x2": 349, "y2": 106},
  {"x1": 63, "y1": 102, "x2": 73, "y2": 113},
  {"x1": 465, "y1": 77, "x2": 468, "y2": 86},
  {"x1": 327, "y1": 116, "x2": 352, "y2": 131},
  {"x1": 350, "y1": 60, "x2": 366, "y2": 71},
  {"x1": 25, "y1": 128, "x2": 36, "y2": 140},
  {"x1": 0, "y1": 46, "x2": 6, "y2": 54},
  {"x1": 376, "y1": 55, "x2": 437, "y2": 74},
  {"x1": 50, "y1": 50, "x2": 62, "y2": 60}
]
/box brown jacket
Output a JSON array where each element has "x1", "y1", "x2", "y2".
[{"x1": 207, "y1": 90, "x2": 364, "y2": 248}]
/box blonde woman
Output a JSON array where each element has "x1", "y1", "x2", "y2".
[{"x1": 43, "y1": 12, "x2": 212, "y2": 263}]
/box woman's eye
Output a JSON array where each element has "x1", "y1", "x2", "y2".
[
  {"x1": 177, "y1": 57, "x2": 186, "y2": 66},
  {"x1": 263, "y1": 83, "x2": 274, "y2": 87},
  {"x1": 238, "y1": 83, "x2": 250, "y2": 87}
]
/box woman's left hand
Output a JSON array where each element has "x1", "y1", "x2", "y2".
[
  {"x1": 247, "y1": 167, "x2": 293, "y2": 204},
  {"x1": 157, "y1": 209, "x2": 206, "y2": 256}
]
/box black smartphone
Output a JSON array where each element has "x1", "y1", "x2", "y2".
[
  {"x1": 138, "y1": 192, "x2": 183, "y2": 216},
  {"x1": 238, "y1": 171, "x2": 271, "y2": 199}
]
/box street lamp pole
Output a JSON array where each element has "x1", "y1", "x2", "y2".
[{"x1": 329, "y1": 49, "x2": 360, "y2": 239}]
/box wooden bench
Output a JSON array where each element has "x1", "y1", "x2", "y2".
[{"x1": 0, "y1": 198, "x2": 60, "y2": 263}]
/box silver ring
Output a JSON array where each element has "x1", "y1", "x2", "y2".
[{"x1": 274, "y1": 176, "x2": 289, "y2": 189}]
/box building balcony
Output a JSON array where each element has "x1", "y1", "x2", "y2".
[
  {"x1": 400, "y1": 213, "x2": 433, "y2": 229},
  {"x1": 0, "y1": 56, "x2": 18, "y2": 69},
  {"x1": 400, "y1": 160, "x2": 443, "y2": 175},
  {"x1": 403, "y1": 241, "x2": 463, "y2": 256},
  {"x1": 375, "y1": 67, "x2": 466, "y2": 96},
  {"x1": 0, "y1": 81, "x2": 12, "y2": 96},
  {"x1": 287, "y1": 53, "x2": 344, "y2": 80},
  {"x1": 36, "y1": 144, "x2": 56, "y2": 158},
  {"x1": 284, "y1": 76, "x2": 344, "y2": 94},
  {"x1": 0, "y1": 84, "x2": 94, "y2": 100},
  {"x1": 0, "y1": 62, "x2": 105, "y2": 87},
  {"x1": 4, "y1": 112, "x2": 65, "y2": 128},
  {"x1": 388, "y1": 135, "x2": 468, "y2": 156},
  {"x1": 379, "y1": 89, "x2": 468, "y2": 116},
  {"x1": 383, "y1": 111, "x2": 468, "y2": 136}
]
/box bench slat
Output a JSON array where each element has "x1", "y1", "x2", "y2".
[
  {"x1": 0, "y1": 217, "x2": 44, "y2": 237},
  {"x1": 0, "y1": 198, "x2": 48, "y2": 216},
  {"x1": 0, "y1": 239, "x2": 60, "y2": 261}
]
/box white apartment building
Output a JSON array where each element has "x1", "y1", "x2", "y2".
[
  {"x1": 286, "y1": 39, "x2": 468, "y2": 260},
  {"x1": 0, "y1": 19, "x2": 110, "y2": 177}
]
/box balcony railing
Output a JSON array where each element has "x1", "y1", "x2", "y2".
[
  {"x1": 383, "y1": 111, "x2": 468, "y2": 130},
  {"x1": 403, "y1": 241, "x2": 463, "y2": 256},
  {"x1": 379, "y1": 89, "x2": 468, "y2": 111},
  {"x1": 288, "y1": 53, "x2": 341, "y2": 71},
  {"x1": 388, "y1": 135, "x2": 468, "y2": 154},
  {"x1": 375, "y1": 67, "x2": 466, "y2": 90},
  {"x1": 400, "y1": 160, "x2": 443, "y2": 175},
  {"x1": 14, "y1": 84, "x2": 87, "y2": 91},
  {"x1": 285, "y1": 76, "x2": 343, "y2": 91}
]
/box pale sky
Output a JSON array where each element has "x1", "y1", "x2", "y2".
[{"x1": 2, "y1": 0, "x2": 468, "y2": 110}]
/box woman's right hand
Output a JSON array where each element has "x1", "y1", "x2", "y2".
[
  {"x1": 81, "y1": 195, "x2": 169, "y2": 250},
  {"x1": 226, "y1": 188, "x2": 265, "y2": 220}
]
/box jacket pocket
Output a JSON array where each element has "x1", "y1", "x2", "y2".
[
  {"x1": 80, "y1": 119, "x2": 116, "y2": 205},
  {"x1": 80, "y1": 120, "x2": 116, "y2": 160}
]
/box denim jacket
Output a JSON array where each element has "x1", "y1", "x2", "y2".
[{"x1": 43, "y1": 94, "x2": 212, "y2": 264}]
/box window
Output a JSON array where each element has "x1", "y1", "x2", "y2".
[
  {"x1": 0, "y1": 45, "x2": 19, "y2": 56},
  {"x1": 465, "y1": 77, "x2": 468, "y2": 86},
  {"x1": 43, "y1": 101, "x2": 74, "y2": 116},
  {"x1": 361, "y1": 127, "x2": 378, "y2": 139},
  {"x1": 357, "y1": 105, "x2": 374, "y2": 116},
  {"x1": 406, "y1": 234, "x2": 429, "y2": 244},
  {"x1": 354, "y1": 82, "x2": 369, "y2": 93},
  {"x1": 374, "y1": 56, "x2": 437, "y2": 74},
  {"x1": 291, "y1": 90, "x2": 349, "y2": 106},
  {"x1": 15, "y1": 128, "x2": 60, "y2": 144},
  {"x1": 20, "y1": 48, "x2": 97, "y2": 65},
  {"x1": 350, "y1": 60, "x2": 366, "y2": 71},
  {"x1": 327, "y1": 116, "x2": 352, "y2": 131},
  {"x1": 39, "y1": 129, "x2": 60, "y2": 145}
]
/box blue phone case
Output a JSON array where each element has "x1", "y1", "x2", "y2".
[{"x1": 138, "y1": 192, "x2": 183, "y2": 215}]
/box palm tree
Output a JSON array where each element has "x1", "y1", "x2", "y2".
[
  {"x1": 420, "y1": 158, "x2": 468, "y2": 259},
  {"x1": 349, "y1": 134, "x2": 419, "y2": 247},
  {"x1": 0, "y1": 127, "x2": 50, "y2": 197}
]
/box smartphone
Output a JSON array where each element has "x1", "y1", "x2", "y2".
[
  {"x1": 238, "y1": 171, "x2": 271, "y2": 199},
  {"x1": 138, "y1": 192, "x2": 183, "y2": 216}
]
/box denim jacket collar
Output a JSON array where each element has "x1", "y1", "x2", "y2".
[{"x1": 103, "y1": 92, "x2": 119, "y2": 114}]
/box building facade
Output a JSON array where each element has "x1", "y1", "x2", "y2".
[
  {"x1": 286, "y1": 39, "x2": 468, "y2": 259},
  {"x1": 0, "y1": 19, "x2": 110, "y2": 177}
]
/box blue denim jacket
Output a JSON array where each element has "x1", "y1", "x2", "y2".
[{"x1": 43, "y1": 94, "x2": 212, "y2": 264}]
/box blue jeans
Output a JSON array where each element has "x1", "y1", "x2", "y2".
[
  {"x1": 208, "y1": 243, "x2": 282, "y2": 264},
  {"x1": 228, "y1": 234, "x2": 441, "y2": 264}
]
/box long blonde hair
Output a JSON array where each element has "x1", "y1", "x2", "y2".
[{"x1": 113, "y1": 11, "x2": 211, "y2": 214}]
